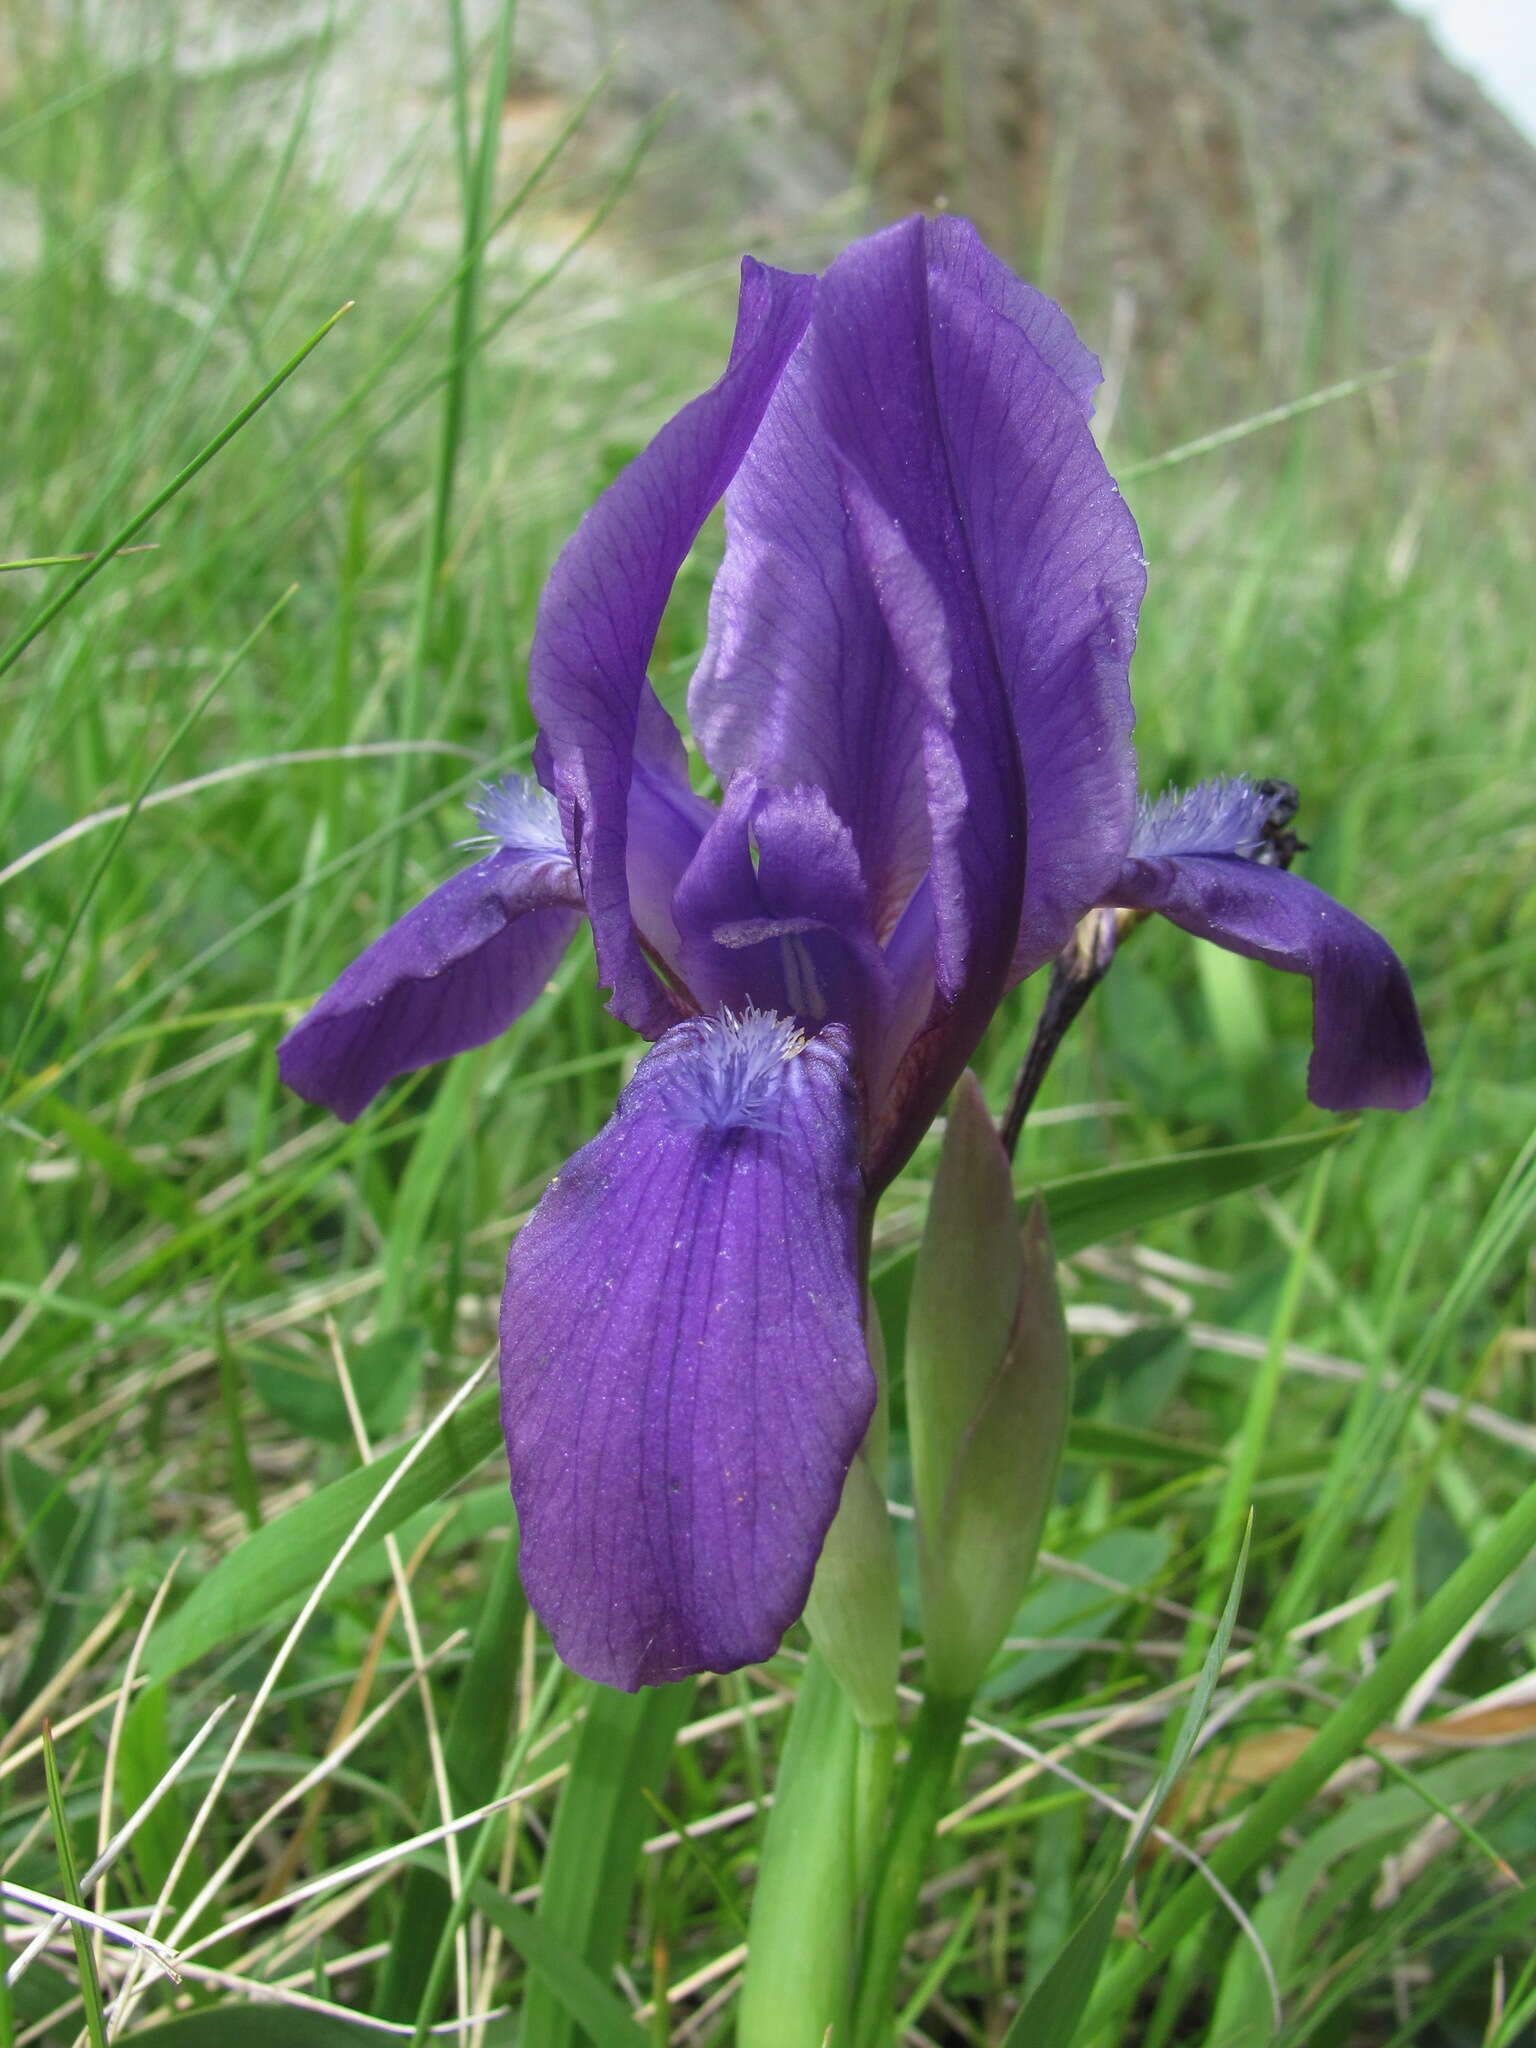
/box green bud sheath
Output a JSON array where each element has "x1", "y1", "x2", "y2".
[
  {"x1": 907, "y1": 1071, "x2": 1071, "y2": 1698},
  {"x1": 805, "y1": 1303, "x2": 900, "y2": 1732},
  {"x1": 805, "y1": 1445, "x2": 902, "y2": 1731}
]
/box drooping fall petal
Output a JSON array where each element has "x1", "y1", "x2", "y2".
[
  {"x1": 1109, "y1": 781, "x2": 1430, "y2": 1111},
  {"x1": 499, "y1": 1013, "x2": 872, "y2": 1689},
  {"x1": 277, "y1": 789, "x2": 583, "y2": 1121}
]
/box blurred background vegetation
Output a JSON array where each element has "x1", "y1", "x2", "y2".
[{"x1": 2, "y1": 3, "x2": 1533, "y2": 2043}]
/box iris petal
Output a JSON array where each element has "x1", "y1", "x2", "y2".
[
  {"x1": 692, "y1": 218, "x2": 1146, "y2": 1006},
  {"x1": 500, "y1": 1015, "x2": 872, "y2": 1689},
  {"x1": 529, "y1": 258, "x2": 814, "y2": 1038},
  {"x1": 1109, "y1": 853, "x2": 1431, "y2": 1112},
  {"x1": 812, "y1": 217, "x2": 1147, "y2": 1002},
  {"x1": 920, "y1": 220, "x2": 1147, "y2": 978},
  {"x1": 690, "y1": 344, "x2": 932, "y2": 939},
  {"x1": 672, "y1": 775, "x2": 895, "y2": 1062},
  {"x1": 623, "y1": 684, "x2": 719, "y2": 995},
  {"x1": 277, "y1": 846, "x2": 583, "y2": 1121}
]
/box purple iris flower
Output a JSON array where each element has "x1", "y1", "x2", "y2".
[{"x1": 278, "y1": 217, "x2": 1429, "y2": 1690}]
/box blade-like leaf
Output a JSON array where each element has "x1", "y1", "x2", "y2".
[
  {"x1": 445, "y1": 1868, "x2": 646, "y2": 2048},
  {"x1": 518, "y1": 1682, "x2": 694, "y2": 2048},
  {"x1": 873, "y1": 1123, "x2": 1348, "y2": 1335},
  {"x1": 150, "y1": 1129, "x2": 1344, "y2": 1684},
  {"x1": 1039, "y1": 1124, "x2": 1349, "y2": 1259},
  {"x1": 144, "y1": 1389, "x2": 501, "y2": 1680}
]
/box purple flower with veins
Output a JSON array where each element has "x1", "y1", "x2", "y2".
[{"x1": 277, "y1": 218, "x2": 1429, "y2": 1689}]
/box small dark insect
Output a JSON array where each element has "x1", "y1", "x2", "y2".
[{"x1": 1253, "y1": 777, "x2": 1308, "y2": 870}]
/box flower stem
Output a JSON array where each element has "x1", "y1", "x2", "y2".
[
  {"x1": 849, "y1": 1689, "x2": 972, "y2": 2048},
  {"x1": 738, "y1": 1652, "x2": 863, "y2": 2048},
  {"x1": 853, "y1": 1719, "x2": 897, "y2": 1892}
]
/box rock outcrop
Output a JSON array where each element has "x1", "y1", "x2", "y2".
[{"x1": 29, "y1": 0, "x2": 1536, "y2": 453}]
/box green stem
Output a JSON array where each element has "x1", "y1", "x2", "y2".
[
  {"x1": 852, "y1": 1720, "x2": 897, "y2": 1894},
  {"x1": 849, "y1": 1690, "x2": 971, "y2": 2048},
  {"x1": 738, "y1": 1653, "x2": 863, "y2": 2048}
]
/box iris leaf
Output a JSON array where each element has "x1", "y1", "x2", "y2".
[
  {"x1": 517, "y1": 1682, "x2": 693, "y2": 2048},
  {"x1": 145, "y1": 1126, "x2": 1347, "y2": 1683},
  {"x1": 1028, "y1": 1120, "x2": 1349, "y2": 1257},
  {"x1": 872, "y1": 1120, "x2": 1351, "y2": 1338},
  {"x1": 448, "y1": 1869, "x2": 645, "y2": 2048}
]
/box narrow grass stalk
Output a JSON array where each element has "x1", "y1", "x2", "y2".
[
  {"x1": 1186, "y1": 1153, "x2": 1330, "y2": 1657},
  {"x1": 39, "y1": 1723, "x2": 109, "y2": 2048},
  {"x1": 0, "y1": 305, "x2": 349, "y2": 685},
  {"x1": 1117, "y1": 360, "x2": 1423, "y2": 481},
  {"x1": 1090, "y1": 1463, "x2": 1536, "y2": 2030},
  {"x1": 0, "y1": 546, "x2": 157, "y2": 573},
  {"x1": 4, "y1": 585, "x2": 297, "y2": 1095},
  {"x1": 404, "y1": 1657, "x2": 567, "y2": 2047},
  {"x1": 378, "y1": 1529, "x2": 526, "y2": 2022},
  {"x1": 384, "y1": 0, "x2": 517, "y2": 918}
]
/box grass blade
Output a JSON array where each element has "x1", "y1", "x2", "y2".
[
  {"x1": 376, "y1": 1529, "x2": 527, "y2": 2021},
  {"x1": 5, "y1": 585, "x2": 297, "y2": 1093},
  {"x1": 1094, "y1": 1467, "x2": 1536, "y2": 2027},
  {"x1": 143, "y1": 1388, "x2": 502, "y2": 1681},
  {"x1": 1116, "y1": 361, "x2": 1423, "y2": 480},
  {"x1": 1000, "y1": 1524, "x2": 1251, "y2": 2045},
  {"x1": 519, "y1": 1682, "x2": 695, "y2": 2048},
  {"x1": 41, "y1": 1721, "x2": 110, "y2": 2048},
  {"x1": 0, "y1": 306, "x2": 349, "y2": 683},
  {"x1": 450, "y1": 1868, "x2": 645, "y2": 2047}
]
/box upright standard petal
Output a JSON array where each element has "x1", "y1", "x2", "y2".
[
  {"x1": 278, "y1": 780, "x2": 583, "y2": 1121},
  {"x1": 690, "y1": 341, "x2": 932, "y2": 940},
  {"x1": 529, "y1": 259, "x2": 814, "y2": 1039},
  {"x1": 810, "y1": 218, "x2": 1147, "y2": 1005},
  {"x1": 500, "y1": 1013, "x2": 872, "y2": 1690},
  {"x1": 1109, "y1": 782, "x2": 1431, "y2": 1112},
  {"x1": 692, "y1": 217, "x2": 1137, "y2": 973},
  {"x1": 921, "y1": 220, "x2": 1147, "y2": 978}
]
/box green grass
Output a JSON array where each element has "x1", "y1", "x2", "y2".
[{"x1": 3, "y1": 10, "x2": 1534, "y2": 2046}]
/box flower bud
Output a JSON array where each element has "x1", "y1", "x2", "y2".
[
  {"x1": 804, "y1": 1450, "x2": 901, "y2": 1731},
  {"x1": 907, "y1": 1072, "x2": 1071, "y2": 1699},
  {"x1": 804, "y1": 1307, "x2": 900, "y2": 1729}
]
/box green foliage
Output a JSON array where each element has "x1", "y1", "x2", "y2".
[
  {"x1": 127, "y1": 2012, "x2": 434, "y2": 2045},
  {"x1": 1002, "y1": 1529, "x2": 1251, "y2": 2046},
  {"x1": 907, "y1": 1081, "x2": 1071, "y2": 1699},
  {"x1": 519, "y1": 1683, "x2": 696, "y2": 2048},
  {"x1": 2, "y1": 5, "x2": 1533, "y2": 2045}
]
